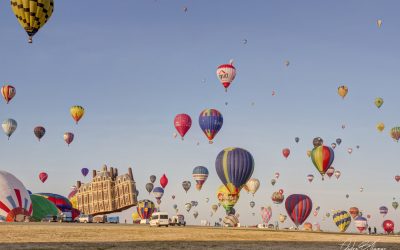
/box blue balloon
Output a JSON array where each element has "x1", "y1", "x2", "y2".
[
  {"x1": 199, "y1": 109, "x2": 223, "y2": 143},
  {"x1": 192, "y1": 166, "x2": 209, "y2": 175},
  {"x1": 215, "y1": 147, "x2": 254, "y2": 191}
]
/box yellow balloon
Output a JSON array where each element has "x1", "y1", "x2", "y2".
[
  {"x1": 307, "y1": 150, "x2": 311, "y2": 157},
  {"x1": 70, "y1": 106, "x2": 85, "y2": 124},
  {"x1": 376, "y1": 122, "x2": 385, "y2": 132},
  {"x1": 132, "y1": 212, "x2": 140, "y2": 221},
  {"x1": 338, "y1": 86, "x2": 348, "y2": 99},
  {"x1": 11, "y1": 0, "x2": 54, "y2": 43}
]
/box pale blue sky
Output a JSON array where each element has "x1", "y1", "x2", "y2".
[{"x1": 0, "y1": 0, "x2": 399, "y2": 232}]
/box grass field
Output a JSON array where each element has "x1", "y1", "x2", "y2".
[{"x1": 1, "y1": 223, "x2": 399, "y2": 249}]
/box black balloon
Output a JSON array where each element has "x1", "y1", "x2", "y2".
[{"x1": 313, "y1": 137, "x2": 324, "y2": 147}]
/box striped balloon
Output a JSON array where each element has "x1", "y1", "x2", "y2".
[
  {"x1": 1, "y1": 85, "x2": 16, "y2": 104},
  {"x1": 354, "y1": 216, "x2": 368, "y2": 233},
  {"x1": 192, "y1": 166, "x2": 209, "y2": 191},
  {"x1": 199, "y1": 109, "x2": 223, "y2": 143},
  {"x1": 216, "y1": 61, "x2": 236, "y2": 91},
  {"x1": 215, "y1": 147, "x2": 254, "y2": 191},
  {"x1": 332, "y1": 210, "x2": 351, "y2": 232},
  {"x1": 379, "y1": 206, "x2": 388, "y2": 216},
  {"x1": 260, "y1": 206, "x2": 272, "y2": 224},
  {"x1": 285, "y1": 194, "x2": 312, "y2": 228},
  {"x1": 137, "y1": 199, "x2": 155, "y2": 220},
  {"x1": 152, "y1": 187, "x2": 164, "y2": 205},
  {"x1": 310, "y1": 146, "x2": 334, "y2": 179},
  {"x1": 390, "y1": 127, "x2": 400, "y2": 142}
]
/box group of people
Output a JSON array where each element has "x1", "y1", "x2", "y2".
[{"x1": 368, "y1": 226, "x2": 377, "y2": 234}]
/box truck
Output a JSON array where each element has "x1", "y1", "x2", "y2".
[
  {"x1": 107, "y1": 216, "x2": 119, "y2": 224},
  {"x1": 59, "y1": 212, "x2": 73, "y2": 222},
  {"x1": 76, "y1": 214, "x2": 93, "y2": 223},
  {"x1": 169, "y1": 214, "x2": 186, "y2": 226},
  {"x1": 93, "y1": 215, "x2": 107, "y2": 223}
]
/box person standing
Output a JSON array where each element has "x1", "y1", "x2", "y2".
[
  {"x1": 368, "y1": 226, "x2": 371, "y2": 234},
  {"x1": 374, "y1": 226, "x2": 377, "y2": 234}
]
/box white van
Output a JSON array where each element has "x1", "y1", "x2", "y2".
[{"x1": 150, "y1": 212, "x2": 169, "y2": 227}]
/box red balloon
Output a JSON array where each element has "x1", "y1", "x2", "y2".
[
  {"x1": 382, "y1": 220, "x2": 395, "y2": 234},
  {"x1": 160, "y1": 174, "x2": 168, "y2": 189},
  {"x1": 279, "y1": 189, "x2": 284, "y2": 194},
  {"x1": 282, "y1": 148, "x2": 290, "y2": 159},
  {"x1": 39, "y1": 172, "x2": 48, "y2": 183},
  {"x1": 395, "y1": 175, "x2": 400, "y2": 182},
  {"x1": 174, "y1": 114, "x2": 192, "y2": 140}
]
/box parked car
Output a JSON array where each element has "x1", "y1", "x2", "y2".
[
  {"x1": 169, "y1": 214, "x2": 185, "y2": 226},
  {"x1": 76, "y1": 214, "x2": 93, "y2": 223},
  {"x1": 41, "y1": 215, "x2": 58, "y2": 223},
  {"x1": 59, "y1": 212, "x2": 73, "y2": 223},
  {"x1": 93, "y1": 215, "x2": 107, "y2": 223},
  {"x1": 150, "y1": 212, "x2": 169, "y2": 227},
  {"x1": 107, "y1": 216, "x2": 119, "y2": 224}
]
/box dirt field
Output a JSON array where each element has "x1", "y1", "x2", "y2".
[{"x1": 0, "y1": 223, "x2": 399, "y2": 249}]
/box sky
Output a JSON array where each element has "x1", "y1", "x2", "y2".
[{"x1": 0, "y1": 0, "x2": 399, "y2": 232}]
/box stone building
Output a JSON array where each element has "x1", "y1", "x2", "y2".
[{"x1": 76, "y1": 165, "x2": 137, "y2": 216}]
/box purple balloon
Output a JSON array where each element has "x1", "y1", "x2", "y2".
[{"x1": 81, "y1": 168, "x2": 89, "y2": 177}]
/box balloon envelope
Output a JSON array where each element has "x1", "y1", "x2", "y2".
[
  {"x1": 192, "y1": 166, "x2": 209, "y2": 191},
  {"x1": 39, "y1": 172, "x2": 48, "y2": 183},
  {"x1": 34, "y1": 126, "x2": 46, "y2": 141},
  {"x1": 285, "y1": 194, "x2": 312, "y2": 228},
  {"x1": 199, "y1": 109, "x2": 223, "y2": 143},
  {"x1": 332, "y1": 210, "x2": 351, "y2": 232},
  {"x1": 1, "y1": 85, "x2": 16, "y2": 104},
  {"x1": 81, "y1": 168, "x2": 89, "y2": 177},
  {"x1": 160, "y1": 174, "x2": 168, "y2": 189},
  {"x1": 174, "y1": 114, "x2": 192, "y2": 139}
]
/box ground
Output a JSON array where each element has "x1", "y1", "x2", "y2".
[{"x1": 1, "y1": 223, "x2": 399, "y2": 249}]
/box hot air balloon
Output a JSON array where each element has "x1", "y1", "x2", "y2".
[
  {"x1": 331, "y1": 143, "x2": 337, "y2": 149},
  {"x1": 216, "y1": 183, "x2": 240, "y2": 213},
  {"x1": 199, "y1": 109, "x2": 223, "y2": 144},
  {"x1": 338, "y1": 86, "x2": 348, "y2": 99},
  {"x1": 332, "y1": 210, "x2": 351, "y2": 232},
  {"x1": 313, "y1": 137, "x2": 323, "y2": 148},
  {"x1": 33, "y1": 126, "x2": 46, "y2": 141},
  {"x1": 63, "y1": 132, "x2": 74, "y2": 146},
  {"x1": 2, "y1": 119, "x2": 17, "y2": 140},
  {"x1": 346, "y1": 194, "x2": 349, "y2": 199},
  {"x1": 313, "y1": 211, "x2": 318, "y2": 217},
  {"x1": 70, "y1": 106, "x2": 85, "y2": 125},
  {"x1": 282, "y1": 148, "x2": 290, "y2": 159},
  {"x1": 182, "y1": 181, "x2": 191, "y2": 193},
  {"x1": 284, "y1": 60, "x2": 290, "y2": 67},
  {"x1": 359, "y1": 187, "x2": 364, "y2": 192},
  {"x1": 245, "y1": 178, "x2": 260, "y2": 196},
  {"x1": 30, "y1": 194, "x2": 59, "y2": 222},
  {"x1": 377, "y1": 19, "x2": 383, "y2": 28},
  {"x1": 349, "y1": 207, "x2": 359, "y2": 219},
  {"x1": 295, "y1": 137, "x2": 300, "y2": 143},
  {"x1": 390, "y1": 127, "x2": 400, "y2": 142},
  {"x1": 275, "y1": 172, "x2": 280, "y2": 179},
  {"x1": 10, "y1": 0, "x2": 54, "y2": 43},
  {"x1": 382, "y1": 220, "x2": 394, "y2": 234},
  {"x1": 223, "y1": 214, "x2": 239, "y2": 227},
  {"x1": 192, "y1": 166, "x2": 209, "y2": 191},
  {"x1": 279, "y1": 214, "x2": 287, "y2": 223},
  {"x1": 171, "y1": 195, "x2": 175, "y2": 200},
  {"x1": 347, "y1": 148, "x2": 353, "y2": 154},
  {"x1": 193, "y1": 211, "x2": 199, "y2": 219},
  {"x1": 174, "y1": 114, "x2": 192, "y2": 140},
  {"x1": 150, "y1": 175, "x2": 156, "y2": 184},
  {"x1": 326, "y1": 167, "x2": 335, "y2": 178},
  {"x1": 185, "y1": 203, "x2": 192, "y2": 212},
  {"x1": 152, "y1": 187, "x2": 164, "y2": 205},
  {"x1": 307, "y1": 174, "x2": 314, "y2": 183},
  {"x1": 81, "y1": 168, "x2": 89, "y2": 177},
  {"x1": 375, "y1": 97, "x2": 384, "y2": 109},
  {"x1": 211, "y1": 204, "x2": 218, "y2": 213},
  {"x1": 395, "y1": 175, "x2": 400, "y2": 182},
  {"x1": 307, "y1": 150, "x2": 311, "y2": 157},
  {"x1": 354, "y1": 216, "x2": 368, "y2": 233},
  {"x1": 249, "y1": 201, "x2": 255, "y2": 208},
  {"x1": 160, "y1": 174, "x2": 168, "y2": 189},
  {"x1": 132, "y1": 212, "x2": 140, "y2": 223},
  {"x1": 334, "y1": 170, "x2": 341, "y2": 179},
  {"x1": 303, "y1": 222, "x2": 313, "y2": 231},
  {"x1": 271, "y1": 191, "x2": 284, "y2": 204},
  {"x1": 379, "y1": 206, "x2": 388, "y2": 216},
  {"x1": 392, "y1": 201, "x2": 398, "y2": 210},
  {"x1": 38, "y1": 172, "x2": 48, "y2": 183},
  {"x1": 285, "y1": 194, "x2": 312, "y2": 228},
  {"x1": 137, "y1": 199, "x2": 155, "y2": 220},
  {"x1": 216, "y1": 60, "x2": 236, "y2": 91},
  {"x1": 271, "y1": 179, "x2": 276, "y2": 186},
  {"x1": 376, "y1": 122, "x2": 385, "y2": 132},
  {"x1": 1, "y1": 85, "x2": 16, "y2": 104},
  {"x1": 310, "y1": 146, "x2": 334, "y2": 179},
  {"x1": 145, "y1": 183, "x2": 154, "y2": 194},
  {"x1": 260, "y1": 206, "x2": 272, "y2": 224},
  {"x1": 215, "y1": 147, "x2": 254, "y2": 192},
  {"x1": 35, "y1": 193, "x2": 73, "y2": 213}
]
